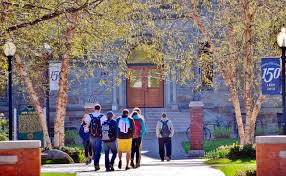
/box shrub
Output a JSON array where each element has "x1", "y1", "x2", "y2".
[
  {"x1": 214, "y1": 127, "x2": 232, "y2": 139},
  {"x1": 204, "y1": 144, "x2": 237, "y2": 159},
  {"x1": 0, "y1": 115, "x2": 8, "y2": 141},
  {"x1": 235, "y1": 169, "x2": 256, "y2": 176},
  {"x1": 227, "y1": 144, "x2": 256, "y2": 160},
  {"x1": 54, "y1": 146, "x2": 85, "y2": 163},
  {"x1": 65, "y1": 130, "x2": 79, "y2": 145}
]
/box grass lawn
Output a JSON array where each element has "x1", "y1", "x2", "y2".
[
  {"x1": 206, "y1": 158, "x2": 256, "y2": 165},
  {"x1": 41, "y1": 173, "x2": 76, "y2": 176},
  {"x1": 182, "y1": 138, "x2": 238, "y2": 153},
  {"x1": 214, "y1": 165, "x2": 256, "y2": 176}
]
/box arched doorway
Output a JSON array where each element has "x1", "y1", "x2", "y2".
[{"x1": 127, "y1": 45, "x2": 164, "y2": 108}]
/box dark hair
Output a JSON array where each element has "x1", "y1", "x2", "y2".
[
  {"x1": 132, "y1": 111, "x2": 138, "y2": 117},
  {"x1": 94, "y1": 104, "x2": 101, "y2": 111},
  {"x1": 107, "y1": 111, "x2": 114, "y2": 119},
  {"x1": 133, "y1": 107, "x2": 141, "y2": 114},
  {"x1": 162, "y1": 113, "x2": 167, "y2": 118},
  {"x1": 122, "y1": 109, "x2": 129, "y2": 115}
]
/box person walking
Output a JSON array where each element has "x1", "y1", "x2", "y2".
[
  {"x1": 102, "y1": 111, "x2": 118, "y2": 172},
  {"x1": 117, "y1": 109, "x2": 135, "y2": 170},
  {"x1": 156, "y1": 113, "x2": 174, "y2": 162},
  {"x1": 79, "y1": 109, "x2": 93, "y2": 165},
  {"x1": 130, "y1": 110, "x2": 146, "y2": 168},
  {"x1": 86, "y1": 104, "x2": 107, "y2": 171},
  {"x1": 133, "y1": 107, "x2": 146, "y2": 166}
]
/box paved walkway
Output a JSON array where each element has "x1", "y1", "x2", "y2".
[{"x1": 41, "y1": 133, "x2": 225, "y2": 176}]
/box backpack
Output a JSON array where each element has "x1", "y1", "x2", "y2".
[
  {"x1": 79, "y1": 124, "x2": 89, "y2": 141},
  {"x1": 89, "y1": 114, "x2": 103, "y2": 137},
  {"x1": 134, "y1": 119, "x2": 141, "y2": 138},
  {"x1": 101, "y1": 120, "x2": 116, "y2": 141},
  {"x1": 160, "y1": 120, "x2": 171, "y2": 138},
  {"x1": 118, "y1": 118, "x2": 130, "y2": 134}
]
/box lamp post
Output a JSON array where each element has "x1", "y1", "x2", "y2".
[
  {"x1": 44, "y1": 43, "x2": 52, "y2": 137},
  {"x1": 277, "y1": 27, "x2": 286, "y2": 134},
  {"x1": 3, "y1": 40, "x2": 16, "y2": 140}
]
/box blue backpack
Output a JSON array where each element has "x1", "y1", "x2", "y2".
[
  {"x1": 79, "y1": 124, "x2": 89, "y2": 141},
  {"x1": 160, "y1": 120, "x2": 171, "y2": 138}
]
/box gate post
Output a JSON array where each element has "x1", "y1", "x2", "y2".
[{"x1": 189, "y1": 101, "x2": 204, "y2": 157}]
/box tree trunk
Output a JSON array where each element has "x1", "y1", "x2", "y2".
[
  {"x1": 54, "y1": 14, "x2": 77, "y2": 147},
  {"x1": 15, "y1": 54, "x2": 52, "y2": 148}
]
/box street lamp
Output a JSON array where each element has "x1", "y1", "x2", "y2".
[
  {"x1": 277, "y1": 27, "x2": 286, "y2": 134},
  {"x1": 44, "y1": 43, "x2": 52, "y2": 137},
  {"x1": 3, "y1": 40, "x2": 16, "y2": 140}
]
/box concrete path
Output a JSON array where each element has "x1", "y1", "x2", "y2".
[{"x1": 41, "y1": 133, "x2": 225, "y2": 176}]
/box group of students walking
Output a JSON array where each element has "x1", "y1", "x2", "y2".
[{"x1": 79, "y1": 104, "x2": 175, "y2": 172}]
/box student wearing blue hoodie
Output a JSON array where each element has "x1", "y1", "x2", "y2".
[{"x1": 130, "y1": 111, "x2": 146, "y2": 168}]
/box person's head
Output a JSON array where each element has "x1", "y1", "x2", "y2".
[
  {"x1": 122, "y1": 109, "x2": 129, "y2": 116},
  {"x1": 133, "y1": 107, "x2": 141, "y2": 115},
  {"x1": 94, "y1": 104, "x2": 101, "y2": 112},
  {"x1": 106, "y1": 111, "x2": 114, "y2": 120},
  {"x1": 162, "y1": 113, "x2": 167, "y2": 119},
  {"x1": 131, "y1": 111, "x2": 138, "y2": 118}
]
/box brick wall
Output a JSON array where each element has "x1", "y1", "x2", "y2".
[
  {"x1": 256, "y1": 136, "x2": 286, "y2": 176},
  {"x1": 0, "y1": 141, "x2": 41, "y2": 176},
  {"x1": 189, "y1": 101, "x2": 204, "y2": 156}
]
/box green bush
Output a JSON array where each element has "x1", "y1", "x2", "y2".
[
  {"x1": 227, "y1": 144, "x2": 256, "y2": 160},
  {"x1": 235, "y1": 169, "x2": 256, "y2": 176},
  {"x1": 65, "y1": 130, "x2": 79, "y2": 145},
  {"x1": 54, "y1": 146, "x2": 85, "y2": 163},
  {"x1": 204, "y1": 144, "x2": 237, "y2": 159},
  {"x1": 0, "y1": 115, "x2": 8, "y2": 141},
  {"x1": 214, "y1": 127, "x2": 232, "y2": 139}
]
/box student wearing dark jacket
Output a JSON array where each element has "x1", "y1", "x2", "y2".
[
  {"x1": 117, "y1": 109, "x2": 135, "y2": 170},
  {"x1": 102, "y1": 111, "x2": 118, "y2": 172}
]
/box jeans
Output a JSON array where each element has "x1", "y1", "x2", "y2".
[
  {"x1": 158, "y1": 137, "x2": 172, "y2": 160},
  {"x1": 103, "y1": 141, "x2": 118, "y2": 169},
  {"x1": 82, "y1": 138, "x2": 92, "y2": 158},
  {"x1": 90, "y1": 136, "x2": 102, "y2": 165},
  {"x1": 131, "y1": 137, "x2": 142, "y2": 163}
]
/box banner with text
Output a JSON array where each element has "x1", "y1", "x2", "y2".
[
  {"x1": 261, "y1": 58, "x2": 280, "y2": 95},
  {"x1": 49, "y1": 62, "x2": 61, "y2": 91}
]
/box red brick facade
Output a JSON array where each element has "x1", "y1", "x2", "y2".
[
  {"x1": 256, "y1": 136, "x2": 286, "y2": 176},
  {"x1": 189, "y1": 101, "x2": 204, "y2": 155},
  {"x1": 0, "y1": 141, "x2": 41, "y2": 176}
]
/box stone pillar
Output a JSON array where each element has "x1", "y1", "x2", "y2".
[
  {"x1": 171, "y1": 71, "x2": 178, "y2": 111},
  {"x1": 118, "y1": 79, "x2": 125, "y2": 107},
  {"x1": 256, "y1": 136, "x2": 286, "y2": 176},
  {"x1": 112, "y1": 70, "x2": 118, "y2": 111},
  {"x1": 189, "y1": 101, "x2": 204, "y2": 156},
  {"x1": 165, "y1": 74, "x2": 171, "y2": 107},
  {"x1": 0, "y1": 140, "x2": 41, "y2": 176}
]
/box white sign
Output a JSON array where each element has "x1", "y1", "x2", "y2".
[{"x1": 49, "y1": 62, "x2": 61, "y2": 90}]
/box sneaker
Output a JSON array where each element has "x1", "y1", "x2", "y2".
[
  {"x1": 118, "y1": 160, "x2": 122, "y2": 169},
  {"x1": 125, "y1": 166, "x2": 130, "y2": 170},
  {"x1": 136, "y1": 162, "x2": 140, "y2": 168},
  {"x1": 161, "y1": 159, "x2": 164, "y2": 162},
  {"x1": 85, "y1": 159, "x2": 89, "y2": 165},
  {"x1": 94, "y1": 163, "x2": 100, "y2": 171},
  {"x1": 106, "y1": 168, "x2": 111, "y2": 172},
  {"x1": 130, "y1": 160, "x2": 135, "y2": 168},
  {"x1": 110, "y1": 165, "x2": 115, "y2": 171},
  {"x1": 166, "y1": 156, "x2": 171, "y2": 162}
]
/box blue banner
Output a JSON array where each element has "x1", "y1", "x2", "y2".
[{"x1": 261, "y1": 58, "x2": 280, "y2": 95}]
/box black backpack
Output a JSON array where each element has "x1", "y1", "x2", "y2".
[
  {"x1": 160, "y1": 120, "x2": 171, "y2": 138},
  {"x1": 101, "y1": 120, "x2": 116, "y2": 142},
  {"x1": 89, "y1": 114, "x2": 103, "y2": 137}
]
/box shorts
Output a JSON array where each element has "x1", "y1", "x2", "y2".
[{"x1": 118, "y1": 138, "x2": 132, "y2": 152}]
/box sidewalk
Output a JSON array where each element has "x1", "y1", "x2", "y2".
[
  {"x1": 42, "y1": 132, "x2": 224, "y2": 175},
  {"x1": 42, "y1": 156, "x2": 225, "y2": 176}
]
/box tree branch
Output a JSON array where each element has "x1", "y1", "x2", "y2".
[{"x1": 7, "y1": 0, "x2": 104, "y2": 32}]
